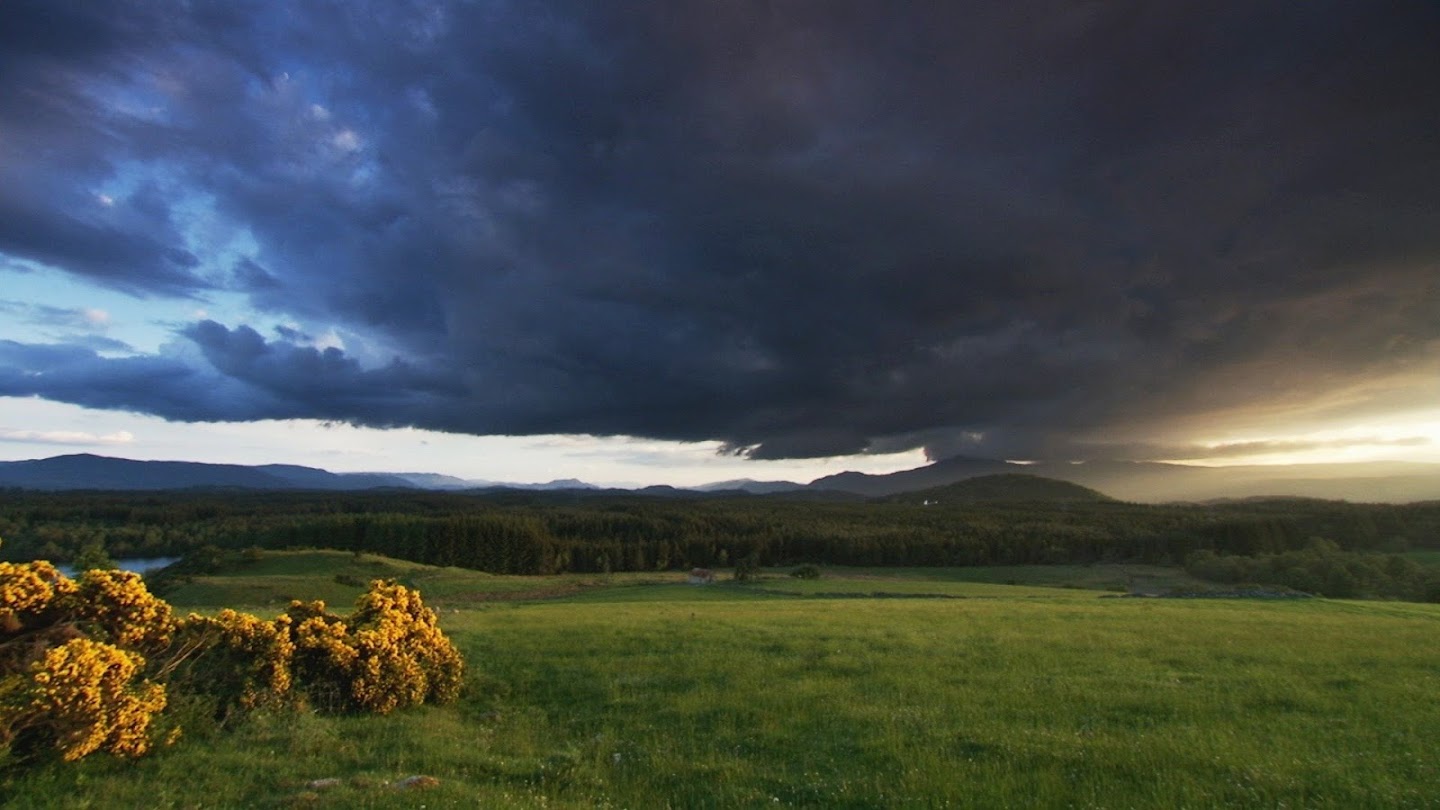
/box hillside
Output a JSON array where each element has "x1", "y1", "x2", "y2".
[
  {"x1": 0, "y1": 454, "x2": 415, "y2": 491},
  {"x1": 887, "y1": 473, "x2": 1115, "y2": 504},
  {"x1": 3, "y1": 451, "x2": 1438, "y2": 503},
  {"x1": 8, "y1": 551, "x2": 1440, "y2": 807},
  {"x1": 809, "y1": 455, "x2": 1440, "y2": 503},
  {"x1": 810, "y1": 455, "x2": 1012, "y2": 495}
]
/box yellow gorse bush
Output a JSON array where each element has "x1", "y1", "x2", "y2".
[
  {"x1": 2, "y1": 540, "x2": 464, "y2": 767},
  {"x1": 349, "y1": 581, "x2": 465, "y2": 713},
  {"x1": 0, "y1": 559, "x2": 76, "y2": 634},
  {"x1": 289, "y1": 600, "x2": 360, "y2": 671},
  {"x1": 26, "y1": 638, "x2": 167, "y2": 761},
  {"x1": 174, "y1": 609, "x2": 296, "y2": 710},
  {"x1": 2, "y1": 556, "x2": 174, "y2": 763},
  {"x1": 288, "y1": 584, "x2": 465, "y2": 714},
  {"x1": 62, "y1": 569, "x2": 176, "y2": 652}
]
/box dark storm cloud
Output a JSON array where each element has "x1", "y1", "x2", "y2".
[
  {"x1": 183, "y1": 320, "x2": 465, "y2": 406},
  {"x1": 0, "y1": 339, "x2": 226, "y2": 421},
  {"x1": 271, "y1": 324, "x2": 309, "y2": 343},
  {"x1": 0, "y1": 328, "x2": 463, "y2": 426},
  {"x1": 0, "y1": 1, "x2": 208, "y2": 295},
  {"x1": 0, "y1": 196, "x2": 204, "y2": 295},
  {"x1": 2, "y1": 1, "x2": 1439, "y2": 457}
]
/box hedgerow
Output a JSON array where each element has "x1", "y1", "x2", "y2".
[{"x1": 0, "y1": 540, "x2": 463, "y2": 766}]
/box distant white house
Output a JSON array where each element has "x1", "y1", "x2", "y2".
[{"x1": 687, "y1": 567, "x2": 715, "y2": 585}]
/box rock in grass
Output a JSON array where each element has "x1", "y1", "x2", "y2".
[
  {"x1": 305, "y1": 778, "x2": 342, "y2": 790},
  {"x1": 393, "y1": 775, "x2": 440, "y2": 790}
]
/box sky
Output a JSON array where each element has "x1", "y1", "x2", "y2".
[{"x1": 1, "y1": 1, "x2": 1438, "y2": 486}]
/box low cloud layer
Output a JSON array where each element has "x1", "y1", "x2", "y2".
[
  {"x1": 2, "y1": 1, "x2": 1438, "y2": 460},
  {"x1": 0, "y1": 427, "x2": 134, "y2": 447}
]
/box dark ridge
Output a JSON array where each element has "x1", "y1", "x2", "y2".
[
  {"x1": 887, "y1": 473, "x2": 1115, "y2": 504},
  {"x1": 0, "y1": 454, "x2": 414, "y2": 492}
]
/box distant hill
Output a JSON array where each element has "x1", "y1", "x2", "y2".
[
  {"x1": 391, "y1": 472, "x2": 476, "y2": 489},
  {"x1": 807, "y1": 455, "x2": 1440, "y2": 504},
  {"x1": 469, "y1": 479, "x2": 602, "y2": 492},
  {"x1": 809, "y1": 455, "x2": 1014, "y2": 496},
  {"x1": 2, "y1": 451, "x2": 1437, "y2": 503},
  {"x1": 0, "y1": 454, "x2": 414, "y2": 492},
  {"x1": 537, "y1": 478, "x2": 600, "y2": 490},
  {"x1": 0, "y1": 454, "x2": 614, "y2": 493},
  {"x1": 694, "y1": 478, "x2": 807, "y2": 495},
  {"x1": 888, "y1": 474, "x2": 1115, "y2": 504},
  {"x1": 255, "y1": 464, "x2": 415, "y2": 490}
]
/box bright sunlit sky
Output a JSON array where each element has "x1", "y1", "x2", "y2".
[
  {"x1": 0, "y1": 396, "x2": 931, "y2": 487},
  {"x1": 2, "y1": 2, "x2": 1438, "y2": 486}
]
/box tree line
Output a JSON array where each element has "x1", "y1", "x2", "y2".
[{"x1": 2, "y1": 490, "x2": 1437, "y2": 586}]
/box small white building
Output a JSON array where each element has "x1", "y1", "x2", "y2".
[{"x1": 687, "y1": 567, "x2": 716, "y2": 585}]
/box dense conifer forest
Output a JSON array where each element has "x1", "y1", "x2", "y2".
[{"x1": 2, "y1": 489, "x2": 1437, "y2": 600}]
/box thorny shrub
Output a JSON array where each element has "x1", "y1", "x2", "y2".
[
  {"x1": 62, "y1": 569, "x2": 176, "y2": 653},
  {"x1": 1, "y1": 559, "x2": 170, "y2": 763},
  {"x1": 23, "y1": 638, "x2": 168, "y2": 761},
  {"x1": 287, "y1": 582, "x2": 464, "y2": 714},
  {"x1": 0, "y1": 559, "x2": 76, "y2": 636},
  {"x1": 171, "y1": 610, "x2": 296, "y2": 714},
  {"x1": 1, "y1": 540, "x2": 464, "y2": 766}
]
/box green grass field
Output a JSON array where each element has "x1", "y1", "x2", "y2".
[
  {"x1": 156, "y1": 551, "x2": 1205, "y2": 609},
  {"x1": 7, "y1": 551, "x2": 1439, "y2": 808}
]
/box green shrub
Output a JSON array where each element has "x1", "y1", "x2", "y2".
[
  {"x1": 1185, "y1": 544, "x2": 1431, "y2": 599},
  {"x1": 733, "y1": 553, "x2": 761, "y2": 583}
]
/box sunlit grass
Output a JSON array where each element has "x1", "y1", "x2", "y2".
[
  {"x1": 161, "y1": 551, "x2": 1206, "y2": 611},
  {"x1": 8, "y1": 552, "x2": 1438, "y2": 807}
]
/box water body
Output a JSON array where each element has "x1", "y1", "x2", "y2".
[{"x1": 57, "y1": 556, "x2": 180, "y2": 578}]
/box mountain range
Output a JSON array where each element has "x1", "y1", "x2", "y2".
[
  {"x1": 0, "y1": 452, "x2": 1437, "y2": 503},
  {"x1": 0, "y1": 454, "x2": 595, "y2": 494},
  {"x1": 882, "y1": 473, "x2": 1114, "y2": 505},
  {"x1": 807, "y1": 456, "x2": 1440, "y2": 503}
]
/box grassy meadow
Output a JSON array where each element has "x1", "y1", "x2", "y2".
[{"x1": 6, "y1": 551, "x2": 1439, "y2": 808}]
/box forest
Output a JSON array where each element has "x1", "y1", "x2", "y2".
[{"x1": 2, "y1": 488, "x2": 1438, "y2": 600}]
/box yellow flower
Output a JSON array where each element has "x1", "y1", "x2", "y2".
[
  {"x1": 173, "y1": 610, "x2": 296, "y2": 709},
  {"x1": 60, "y1": 570, "x2": 175, "y2": 652},
  {"x1": 0, "y1": 560, "x2": 76, "y2": 633},
  {"x1": 287, "y1": 581, "x2": 463, "y2": 713},
  {"x1": 26, "y1": 638, "x2": 167, "y2": 761}
]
